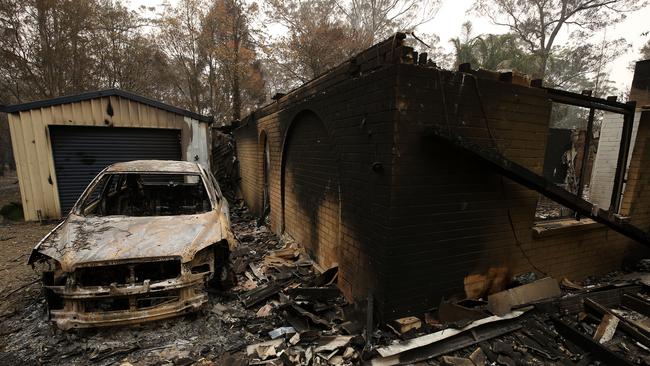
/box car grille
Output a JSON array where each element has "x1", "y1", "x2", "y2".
[
  {"x1": 75, "y1": 259, "x2": 181, "y2": 287},
  {"x1": 83, "y1": 289, "x2": 181, "y2": 312}
]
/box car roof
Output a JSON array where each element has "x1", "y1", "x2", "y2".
[{"x1": 105, "y1": 160, "x2": 202, "y2": 174}]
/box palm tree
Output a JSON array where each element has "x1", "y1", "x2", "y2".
[
  {"x1": 450, "y1": 22, "x2": 480, "y2": 68},
  {"x1": 451, "y1": 22, "x2": 537, "y2": 74}
]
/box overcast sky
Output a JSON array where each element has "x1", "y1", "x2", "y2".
[{"x1": 127, "y1": 0, "x2": 649, "y2": 94}]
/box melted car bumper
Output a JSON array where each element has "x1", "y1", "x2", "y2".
[{"x1": 45, "y1": 273, "x2": 209, "y2": 330}]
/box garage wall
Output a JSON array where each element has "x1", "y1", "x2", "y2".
[{"x1": 8, "y1": 95, "x2": 210, "y2": 221}]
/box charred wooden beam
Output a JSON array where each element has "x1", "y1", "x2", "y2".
[
  {"x1": 370, "y1": 319, "x2": 522, "y2": 365},
  {"x1": 425, "y1": 126, "x2": 650, "y2": 246},
  {"x1": 622, "y1": 293, "x2": 650, "y2": 317},
  {"x1": 576, "y1": 107, "x2": 596, "y2": 217},
  {"x1": 285, "y1": 287, "x2": 341, "y2": 302},
  {"x1": 241, "y1": 279, "x2": 292, "y2": 308},
  {"x1": 543, "y1": 87, "x2": 635, "y2": 114},
  {"x1": 550, "y1": 316, "x2": 635, "y2": 366},
  {"x1": 611, "y1": 101, "x2": 637, "y2": 212},
  {"x1": 584, "y1": 298, "x2": 650, "y2": 346}
]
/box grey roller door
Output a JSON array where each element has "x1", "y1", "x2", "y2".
[{"x1": 49, "y1": 126, "x2": 182, "y2": 214}]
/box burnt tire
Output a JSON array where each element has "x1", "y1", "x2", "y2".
[
  {"x1": 209, "y1": 243, "x2": 236, "y2": 290},
  {"x1": 218, "y1": 265, "x2": 237, "y2": 288}
]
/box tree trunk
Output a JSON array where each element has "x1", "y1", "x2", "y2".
[
  {"x1": 232, "y1": 37, "x2": 242, "y2": 122},
  {"x1": 538, "y1": 50, "x2": 549, "y2": 79}
]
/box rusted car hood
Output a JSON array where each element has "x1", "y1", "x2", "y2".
[{"x1": 33, "y1": 212, "x2": 225, "y2": 272}]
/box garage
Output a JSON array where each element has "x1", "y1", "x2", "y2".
[
  {"x1": 2, "y1": 89, "x2": 212, "y2": 220},
  {"x1": 49, "y1": 126, "x2": 182, "y2": 213}
]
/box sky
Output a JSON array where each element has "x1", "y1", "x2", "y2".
[{"x1": 127, "y1": 0, "x2": 649, "y2": 94}]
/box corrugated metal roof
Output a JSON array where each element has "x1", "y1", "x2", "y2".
[{"x1": 0, "y1": 89, "x2": 212, "y2": 123}]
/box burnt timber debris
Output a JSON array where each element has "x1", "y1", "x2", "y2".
[{"x1": 2, "y1": 33, "x2": 650, "y2": 365}]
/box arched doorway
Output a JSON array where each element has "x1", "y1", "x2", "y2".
[
  {"x1": 281, "y1": 111, "x2": 340, "y2": 267},
  {"x1": 259, "y1": 131, "x2": 270, "y2": 220}
]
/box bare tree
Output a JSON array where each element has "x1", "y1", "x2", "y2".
[
  {"x1": 202, "y1": 0, "x2": 265, "y2": 123},
  {"x1": 93, "y1": 1, "x2": 173, "y2": 100},
  {"x1": 265, "y1": 0, "x2": 359, "y2": 85},
  {"x1": 156, "y1": 0, "x2": 210, "y2": 113},
  {"x1": 339, "y1": 0, "x2": 440, "y2": 46},
  {"x1": 0, "y1": 0, "x2": 100, "y2": 101}
]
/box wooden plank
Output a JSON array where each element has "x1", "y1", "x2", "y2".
[
  {"x1": 550, "y1": 316, "x2": 634, "y2": 366},
  {"x1": 622, "y1": 293, "x2": 650, "y2": 317},
  {"x1": 593, "y1": 314, "x2": 619, "y2": 343}
]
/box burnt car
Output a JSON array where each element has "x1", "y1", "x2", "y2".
[{"x1": 28, "y1": 160, "x2": 236, "y2": 330}]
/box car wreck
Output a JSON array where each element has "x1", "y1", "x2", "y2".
[{"x1": 27, "y1": 160, "x2": 237, "y2": 330}]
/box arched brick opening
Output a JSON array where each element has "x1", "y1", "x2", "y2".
[
  {"x1": 281, "y1": 110, "x2": 341, "y2": 268},
  {"x1": 259, "y1": 130, "x2": 270, "y2": 219}
]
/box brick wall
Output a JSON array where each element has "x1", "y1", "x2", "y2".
[
  {"x1": 381, "y1": 64, "x2": 648, "y2": 319},
  {"x1": 234, "y1": 61, "x2": 400, "y2": 303},
  {"x1": 283, "y1": 111, "x2": 340, "y2": 268},
  {"x1": 621, "y1": 110, "x2": 650, "y2": 230},
  {"x1": 234, "y1": 37, "x2": 650, "y2": 321},
  {"x1": 631, "y1": 60, "x2": 650, "y2": 107}
]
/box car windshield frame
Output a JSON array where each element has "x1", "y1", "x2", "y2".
[{"x1": 73, "y1": 170, "x2": 215, "y2": 217}]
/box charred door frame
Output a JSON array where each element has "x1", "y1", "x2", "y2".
[{"x1": 541, "y1": 87, "x2": 637, "y2": 213}]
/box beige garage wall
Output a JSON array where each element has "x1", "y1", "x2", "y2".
[{"x1": 8, "y1": 95, "x2": 209, "y2": 221}]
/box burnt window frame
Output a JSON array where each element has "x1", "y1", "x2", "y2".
[{"x1": 540, "y1": 88, "x2": 636, "y2": 218}]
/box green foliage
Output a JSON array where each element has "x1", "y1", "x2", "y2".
[
  {"x1": 0, "y1": 202, "x2": 23, "y2": 222},
  {"x1": 451, "y1": 22, "x2": 536, "y2": 73}
]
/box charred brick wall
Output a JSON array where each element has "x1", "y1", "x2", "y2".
[
  {"x1": 234, "y1": 64, "x2": 400, "y2": 304},
  {"x1": 384, "y1": 64, "x2": 648, "y2": 319},
  {"x1": 622, "y1": 110, "x2": 650, "y2": 229},
  {"x1": 630, "y1": 60, "x2": 650, "y2": 107},
  {"x1": 234, "y1": 36, "x2": 650, "y2": 321}
]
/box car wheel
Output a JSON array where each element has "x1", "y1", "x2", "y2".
[{"x1": 209, "y1": 243, "x2": 236, "y2": 289}]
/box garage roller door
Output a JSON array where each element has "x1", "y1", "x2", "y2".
[{"x1": 49, "y1": 126, "x2": 182, "y2": 214}]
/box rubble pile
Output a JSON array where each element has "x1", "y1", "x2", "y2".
[
  {"x1": 2, "y1": 203, "x2": 650, "y2": 365},
  {"x1": 231, "y1": 218, "x2": 650, "y2": 366},
  {"x1": 363, "y1": 272, "x2": 650, "y2": 366},
  {"x1": 230, "y1": 216, "x2": 366, "y2": 365}
]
